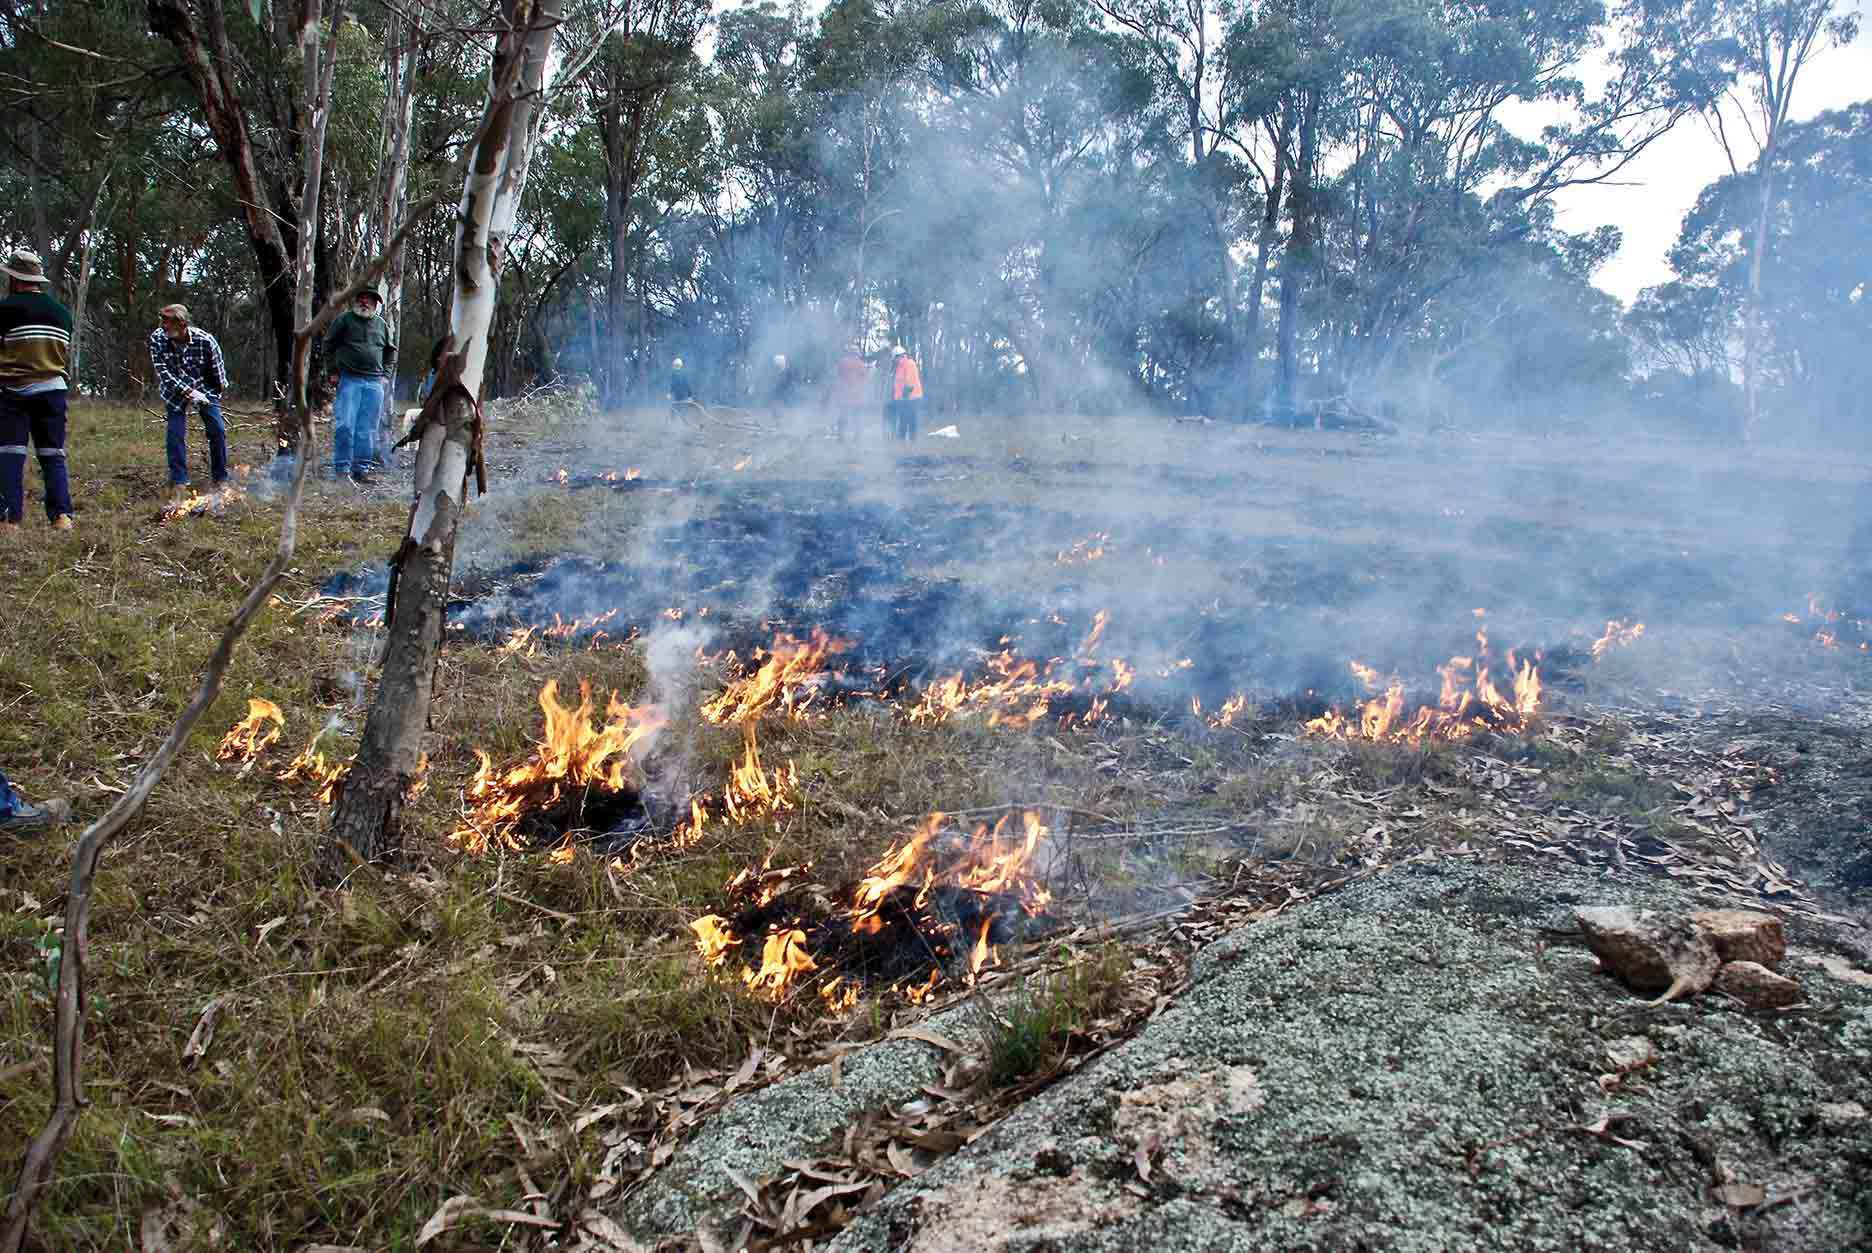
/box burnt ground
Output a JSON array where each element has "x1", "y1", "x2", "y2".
[
  {"x1": 328, "y1": 403, "x2": 1871, "y2": 1249},
  {"x1": 343, "y1": 405, "x2": 1872, "y2": 904}
]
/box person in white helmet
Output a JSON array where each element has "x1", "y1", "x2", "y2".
[
  {"x1": 669, "y1": 356, "x2": 693, "y2": 409},
  {"x1": 889, "y1": 343, "x2": 923, "y2": 441},
  {"x1": 764, "y1": 352, "x2": 795, "y2": 420}
]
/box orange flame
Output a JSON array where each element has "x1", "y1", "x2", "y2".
[
  {"x1": 454, "y1": 680, "x2": 665, "y2": 853},
  {"x1": 722, "y1": 728, "x2": 800, "y2": 823},
  {"x1": 1589, "y1": 619, "x2": 1646, "y2": 660},
  {"x1": 1056, "y1": 532, "x2": 1110, "y2": 565},
  {"x1": 968, "y1": 917, "x2": 996, "y2": 976},
  {"x1": 690, "y1": 812, "x2": 1052, "y2": 1007},
  {"x1": 702, "y1": 630, "x2": 847, "y2": 724},
  {"x1": 217, "y1": 697, "x2": 285, "y2": 761},
  {"x1": 851, "y1": 812, "x2": 1051, "y2": 939},
  {"x1": 690, "y1": 914, "x2": 740, "y2": 962},
  {"x1": 161, "y1": 482, "x2": 244, "y2": 524},
  {"x1": 278, "y1": 734, "x2": 346, "y2": 804},
  {"x1": 743, "y1": 928, "x2": 816, "y2": 998},
  {"x1": 1307, "y1": 630, "x2": 1543, "y2": 743}
]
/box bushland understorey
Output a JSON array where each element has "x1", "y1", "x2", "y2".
[{"x1": 0, "y1": 399, "x2": 1866, "y2": 1250}]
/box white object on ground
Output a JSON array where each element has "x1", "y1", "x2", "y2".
[{"x1": 927, "y1": 424, "x2": 960, "y2": 439}]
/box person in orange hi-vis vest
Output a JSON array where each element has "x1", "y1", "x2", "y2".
[{"x1": 889, "y1": 343, "x2": 924, "y2": 441}]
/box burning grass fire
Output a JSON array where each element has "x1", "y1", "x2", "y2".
[
  {"x1": 702, "y1": 630, "x2": 849, "y2": 724},
  {"x1": 454, "y1": 680, "x2": 665, "y2": 855},
  {"x1": 1306, "y1": 618, "x2": 1542, "y2": 743},
  {"x1": 692, "y1": 811, "x2": 1053, "y2": 1006},
  {"x1": 216, "y1": 697, "x2": 284, "y2": 760},
  {"x1": 160, "y1": 468, "x2": 251, "y2": 524},
  {"x1": 214, "y1": 697, "x2": 352, "y2": 803},
  {"x1": 1783, "y1": 593, "x2": 1871, "y2": 653}
]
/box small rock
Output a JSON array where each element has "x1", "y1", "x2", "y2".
[
  {"x1": 1712, "y1": 961, "x2": 1802, "y2": 1009},
  {"x1": 1690, "y1": 909, "x2": 1787, "y2": 967},
  {"x1": 1604, "y1": 1036, "x2": 1658, "y2": 1071},
  {"x1": 1575, "y1": 906, "x2": 1720, "y2": 1002},
  {"x1": 1816, "y1": 1101, "x2": 1866, "y2": 1127}
]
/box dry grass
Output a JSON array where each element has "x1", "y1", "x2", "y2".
[
  {"x1": 0, "y1": 399, "x2": 1858, "y2": 1247},
  {"x1": 0, "y1": 401, "x2": 1288, "y2": 1247}
]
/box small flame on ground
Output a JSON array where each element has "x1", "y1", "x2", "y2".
[
  {"x1": 1192, "y1": 693, "x2": 1249, "y2": 729},
  {"x1": 1784, "y1": 594, "x2": 1868, "y2": 652},
  {"x1": 1056, "y1": 532, "x2": 1110, "y2": 565},
  {"x1": 692, "y1": 811, "x2": 1052, "y2": 1005},
  {"x1": 160, "y1": 481, "x2": 246, "y2": 524},
  {"x1": 1590, "y1": 619, "x2": 1646, "y2": 660},
  {"x1": 1306, "y1": 627, "x2": 1542, "y2": 743},
  {"x1": 702, "y1": 630, "x2": 848, "y2": 724},
  {"x1": 217, "y1": 697, "x2": 285, "y2": 761},
  {"x1": 277, "y1": 735, "x2": 347, "y2": 804},
  {"x1": 690, "y1": 915, "x2": 740, "y2": 962},
  {"x1": 743, "y1": 928, "x2": 816, "y2": 997},
  {"x1": 910, "y1": 612, "x2": 1131, "y2": 730},
  {"x1": 722, "y1": 728, "x2": 800, "y2": 823}
]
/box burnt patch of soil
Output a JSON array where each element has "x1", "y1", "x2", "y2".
[
  {"x1": 1700, "y1": 708, "x2": 1872, "y2": 913},
  {"x1": 317, "y1": 461, "x2": 1870, "y2": 725}
]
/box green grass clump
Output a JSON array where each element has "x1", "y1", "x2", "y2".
[{"x1": 982, "y1": 945, "x2": 1128, "y2": 1087}]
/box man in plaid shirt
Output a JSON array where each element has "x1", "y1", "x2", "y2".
[{"x1": 148, "y1": 303, "x2": 230, "y2": 500}]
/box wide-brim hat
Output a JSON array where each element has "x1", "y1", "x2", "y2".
[
  {"x1": 354, "y1": 286, "x2": 384, "y2": 304},
  {"x1": 1, "y1": 248, "x2": 47, "y2": 284}
]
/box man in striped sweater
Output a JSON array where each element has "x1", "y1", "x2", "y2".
[{"x1": 0, "y1": 248, "x2": 73, "y2": 531}]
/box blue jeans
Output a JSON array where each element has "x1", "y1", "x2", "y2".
[
  {"x1": 0, "y1": 768, "x2": 18, "y2": 819},
  {"x1": 165, "y1": 395, "x2": 228, "y2": 486},
  {"x1": 0, "y1": 388, "x2": 71, "y2": 522},
  {"x1": 332, "y1": 373, "x2": 386, "y2": 476}
]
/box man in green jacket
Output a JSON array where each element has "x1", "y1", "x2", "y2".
[
  {"x1": 0, "y1": 248, "x2": 74, "y2": 531},
  {"x1": 322, "y1": 287, "x2": 396, "y2": 483}
]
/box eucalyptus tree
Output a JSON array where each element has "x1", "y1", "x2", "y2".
[
  {"x1": 1672, "y1": 101, "x2": 1872, "y2": 440},
  {"x1": 578, "y1": 0, "x2": 710, "y2": 405},
  {"x1": 1697, "y1": 0, "x2": 1858, "y2": 441},
  {"x1": 324, "y1": 0, "x2": 560, "y2": 872},
  {"x1": 919, "y1": 0, "x2": 1152, "y2": 408},
  {"x1": 1257, "y1": 0, "x2": 1740, "y2": 413}
]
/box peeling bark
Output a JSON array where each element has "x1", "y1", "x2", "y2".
[{"x1": 321, "y1": 0, "x2": 556, "y2": 878}]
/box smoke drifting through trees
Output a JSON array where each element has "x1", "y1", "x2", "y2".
[{"x1": 0, "y1": 0, "x2": 1863, "y2": 436}]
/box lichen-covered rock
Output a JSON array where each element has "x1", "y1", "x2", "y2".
[
  {"x1": 1574, "y1": 905, "x2": 1720, "y2": 1002},
  {"x1": 1690, "y1": 909, "x2": 1788, "y2": 967},
  {"x1": 828, "y1": 862, "x2": 1872, "y2": 1253},
  {"x1": 1712, "y1": 960, "x2": 1803, "y2": 1009}
]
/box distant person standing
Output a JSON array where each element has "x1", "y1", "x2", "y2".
[
  {"x1": 669, "y1": 356, "x2": 693, "y2": 418},
  {"x1": 0, "y1": 248, "x2": 73, "y2": 532},
  {"x1": 889, "y1": 344, "x2": 924, "y2": 441},
  {"x1": 766, "y1": 353, "x2": 794, "y2": 419},
  {"x1": 148, "y1": 304, "x2": 231, "y2": 503},
  {"x1": 322, "y1": 287, "x2": 396, "y2": 483},
  {"x1": 832, "y1": 345, "x2": 868, "y2": 439}
]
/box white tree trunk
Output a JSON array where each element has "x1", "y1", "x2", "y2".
[{"x1": 323, "y1": 0, "x2": 559, "y2": 874}]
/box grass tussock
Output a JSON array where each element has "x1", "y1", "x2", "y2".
[{"x1": 981, "y1": 944, "x2": 1129, "y2": 1087}]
